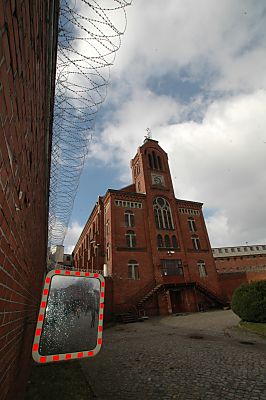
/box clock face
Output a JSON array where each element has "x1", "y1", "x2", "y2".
[
  {"x1": 154, "y1": 176, "x2": 162, "y2": 185},
  {"x1": 151, "y1": 174, "x2": 165, "y2": 186}
]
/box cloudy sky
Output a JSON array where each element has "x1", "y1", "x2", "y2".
[{"x1": 64, "y1": 0, "x2": 266, "y2": 253}]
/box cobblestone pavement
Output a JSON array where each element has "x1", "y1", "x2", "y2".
[{"x1": 80, "y1": 310, "x2": 266, "y2": 400}]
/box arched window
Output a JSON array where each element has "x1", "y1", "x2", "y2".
[
  {"x1": 172, "y1": 235, "x2": 178, "y2": 249},
  {"x1": 153, "y1": 197, "x2": 174, "y2": 230},
  {"x1": 128, "y1": 260, "x2": 139, "y2": 280},
  {"x1": 157, "y1": 156, "x2": 162, "y2": 171},
  {"x1": 157, "y1": 234, "x2": 163, "y2": 248},
  {"x1": 192, "y1": 235, "x2": 200, "y2": 250},
  {"x1": 125, "y1": 210, "x2": 135, "y2": 227},
  {"x1": 148, "y1": 153, "x2": 153, "y2": 169},
  {"x1": 197, "y1": 260, "x2": 207, "y2": 277},
  {"x1": 152, "y1": 151, "x2": 158, "y2": 169},
  {"x1": 126, "y1": 230, "x2": 136, "y2": 248},
  {"x1": 165, "y1": 235, "x2": 171, "y2": 248}
]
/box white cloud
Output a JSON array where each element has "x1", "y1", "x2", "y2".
[
  {"x1": 89, "y1": 88, "x2": 183, "y2": 171},
  {"x1": 64, "y1": 221, "x2": 83, "y2": 254},
  {"x1": 114, "y1": 0, "x2": 266, "y2": 92}
]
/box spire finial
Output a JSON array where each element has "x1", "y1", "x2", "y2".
[{"x1": 144, "y1": 128, "x2": 152, "y2": 142}]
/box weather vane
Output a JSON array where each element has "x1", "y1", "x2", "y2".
[{"x1": 144, "y1": 128, "x2": 152, "y2": 142}]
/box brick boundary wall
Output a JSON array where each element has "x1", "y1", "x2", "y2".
[
  {"x1": 218, "y1": 270, "x2": 266, "y2": 301},
  {"x1": 0, "y1": 2, "x2": 58, "y2": 399}
]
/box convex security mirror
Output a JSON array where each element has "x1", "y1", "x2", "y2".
[{"x1": 32, "y1": 269, "x2": 105, "y2": 363}]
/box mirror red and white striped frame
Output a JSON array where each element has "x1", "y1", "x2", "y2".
[{"x1": 32, "y1": 269, "x2": 105, "y2": 363}]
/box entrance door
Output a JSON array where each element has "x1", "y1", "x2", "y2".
[{"x1": 170, "y1": 289, "x2": 184, "y2": 313}]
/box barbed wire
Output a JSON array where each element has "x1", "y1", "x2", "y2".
[{"x1": 48, "y1": 0, "x2": 132, "y2": 247}]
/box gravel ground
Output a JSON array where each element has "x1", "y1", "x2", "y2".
[{"x1": 81, "y1": 310, "x2": 266, "y2": 400}]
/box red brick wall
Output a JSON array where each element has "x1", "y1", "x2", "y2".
[
  {"x1": 103, "y1": 277, "x2": 113, "y2": 323},
  {"x1": 215, "y1": 254, "x2": 266, "y2": 272},
  {"x1": 0, "y1": 2, "x2": 58, "y2": 399},
  {"x1": 246, "y1": 271, "x2": 266, "y2": 283},
  {"x1": 218, "y1": 271, "x2": 266, "y2": 301},
  {"x1": 218, "y1": 273, "x2": 247, "y2": 301},
  {"x1": 73, "y1": 197, "x2": 105, "y2": 272}
]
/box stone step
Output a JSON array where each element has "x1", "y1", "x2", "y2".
[{"x1": 115, "y1": 313, "x2": 143, "y2": 324}]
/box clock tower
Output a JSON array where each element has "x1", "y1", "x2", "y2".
[{"x1": 131, "y1": 137, "x2": 175, "y2": 197}]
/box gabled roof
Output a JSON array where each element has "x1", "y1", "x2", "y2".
[{"x1": 119, "y1": 184, "x2": 136, "y2": 192}]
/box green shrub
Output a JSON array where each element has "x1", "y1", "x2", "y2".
[{"x1": 231, "y1": 280, "x2": 266, "y2": 323}]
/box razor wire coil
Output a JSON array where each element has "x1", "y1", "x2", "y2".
[{"x1": 48, "y1": 0, "x2": 132, "y2": 247}]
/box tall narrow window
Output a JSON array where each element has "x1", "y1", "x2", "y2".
[
  {"x1": 128, "y1": 260, "x2": 139, "y2": 280},
  {"x1": 152, "y1": 151, "x2": 158, "y2": 169},
  {"x1": 188, "y1": 218, "x2": 197, "y2": 232},
  {"x1": 106, "y1": 243, "x2": 110, "y2": 261},
  {"x1": 192, "y1": 235, "x2": 200, "y2": 250},
  {"x1": 157, "y1": 156, "x2": 162, "y2": 171},
  {"x1": 197, "y1": 261, "x2": 207, "y2": 277},
  {"x1": 153, "y1": 197, "x2": 174, "y2": 230},
  {"x1": 172, "y1": 235, "x2": 178, "y2": 248},
  {"x1": 157, "y1": 234, "x2": 163, "y2": 248},
  {"x1": 165, "y1": 235, "x2": 171, "y2": 248},
  {"x1": 125, "y1": 210, "x2": 135, "y2": 227},
  {"x1": 126, "y1": 230, "x2": 136, "y2": 248},
  {"x1": 148, "y1": 153, "x2": 153, "y2": 169}
]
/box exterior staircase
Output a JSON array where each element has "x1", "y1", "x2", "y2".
[
  {"x1": 115, "y1": 312, "x2": 143, "y2": 324},
  {"x1": 114, "y1": 281, "x2": 227, "y2": 323},
  {"x1": 193, "y1": 282, "x2": 228, "y2": 307},
  {"x1": 136, "y1": 284, "x2": 163, "y2": 312},
  {"x1": 164, "y1": 281, "x2": 227, "y2": 307}
]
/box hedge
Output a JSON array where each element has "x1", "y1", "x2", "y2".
[{"x1": 231, "y1": 280, "x2": 266, "y2": 323}]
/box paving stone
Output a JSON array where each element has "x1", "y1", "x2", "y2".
[{"x1": 81, "y1": 310, "x2": 266, "y2": 400}]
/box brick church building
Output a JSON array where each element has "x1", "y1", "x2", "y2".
[{"x1": 73, "y1": 138, "x2": 230, "y2": 316}]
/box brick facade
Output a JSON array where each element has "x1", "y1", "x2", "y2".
[
  {"x1": 74, "y1": 139, "x2": 225, "y2": 317},
  {"x1": 0, "y1": 2, "x2": 58, "y2": 399},
  {"x1": 213, "y1": 245, "x2": 266, "y2": 301},
  {"x1": 213, "y1": 245, "x2": 266, "y2": 273}
]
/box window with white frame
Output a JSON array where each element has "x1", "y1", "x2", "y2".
[
  {"x1": 153, "y1": 197, "x2": 174, "y2": 230},
  {"x1": 128, "y1": 260, "x2": 139, "y2": 280},
  {"x1": 192, "y1": 235, "x2": 200, "y2": 250},
  {"x1": 125, "y1": 210, "x2": 135, "y2": 227},
  {"x1": 197, "y1": 261, "x2": 207, "y2": 277},
  {"x1": 126, "y1": 230, "x2": 136, "y2": 248},
  {"x1": 188, "y1": 218, "x2": 197, "y2": 232}
]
